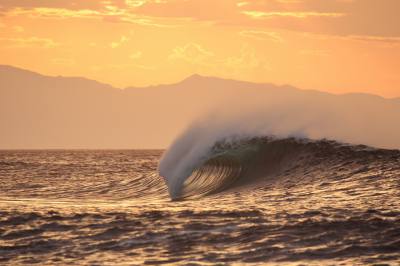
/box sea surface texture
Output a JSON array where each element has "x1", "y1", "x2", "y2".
[{"x1": 1, "y1": 138, "x2": 400, "y2": 265}]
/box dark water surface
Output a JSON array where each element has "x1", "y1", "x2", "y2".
[{"x1": 1, "y1": 146, "x2": 400, "y2": 265}]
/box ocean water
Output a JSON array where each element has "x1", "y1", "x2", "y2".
[{"x1": 1, "y1": 138, "x2": 400, "y2": 265}]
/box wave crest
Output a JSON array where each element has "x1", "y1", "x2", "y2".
[{"x1": 159, "y1": 135, "x2": 399, "y2": 200}]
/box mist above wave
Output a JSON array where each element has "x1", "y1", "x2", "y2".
[{"x1": 159, "y1": 85, "x2": 400, "y2": 199}]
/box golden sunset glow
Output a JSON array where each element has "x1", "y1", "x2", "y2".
[
  {"x1": 1, "y1": 0, "x2": 399, "y2": 97},
  {"x1": 2, "y1": 2, "x2": 400, "y2": 265}
]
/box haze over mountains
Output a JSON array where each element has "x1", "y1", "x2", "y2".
[{"x1": 1, "y1": 65, "x2": 400, "y2": 149}]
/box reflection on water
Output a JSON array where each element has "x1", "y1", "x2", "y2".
[{"x1": 0, "y1": 149, "x2": 399, "y2": 265}]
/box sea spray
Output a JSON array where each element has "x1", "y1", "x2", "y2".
[{"x1": 159, "y1": 88, "x2": 400, "y2": 199}]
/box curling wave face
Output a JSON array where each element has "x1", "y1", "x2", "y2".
[{"x1": 159, "y1": 136, "x2": 400, "y2": 200}]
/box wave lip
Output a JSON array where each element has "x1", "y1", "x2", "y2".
[{"x1": 159, "y1": 136, "x2": 400, "y2": 200}]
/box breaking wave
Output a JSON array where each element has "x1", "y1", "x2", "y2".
[
  {"x1": 158, "y1": 86, "x2": 400, "y2": 200},
  {"x1": 159, "y1": 136, "x2": 400, "y2": 200}
]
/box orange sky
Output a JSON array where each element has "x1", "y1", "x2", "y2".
[{"x1": 0, "y1": 0, "x2": 399, "y2": 97}]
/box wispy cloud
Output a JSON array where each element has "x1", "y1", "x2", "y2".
[
  {"x1": 236, "y1": 2, "x2": 250, "y2": 7},
  {"x1": 6, "y1": 5, "x2": 187, "y2": 28},
  {"x1": 242, "y1": 11, "x2": 345, "y2": 19},
  {"x1": 169, "y1": 43, "x2": 214, "y2": 65},
  {"x1": 220, "y1": 45, "x2": 269, "y2": 71},
  {"x1": 9, "y1": 7, "x2": 102, "y2": 19},
  {"x1": 348, "y1": 35, "x2": 400, "y2": 44},
  {"x1": 110, "y1": 35, "x2": 129, "y2": 48},
  {"x1": 0, "y1": 36, "x2": 59, "y2": 48},
  {"x1": 125, "y1": 0, "x2": 148, "y2": 8},
  {"x1": 2, "y1": 0, "x2": 398, "y2": 40},
  {"x1": 302, "y1": 32, "x2": 400, "y2": 45},
  {"x1": 168, "y1": 43, "x2": 269, "y2": 75},
  {"x1": 239, "y1": 30, "x2": 283, "y2": 42}
]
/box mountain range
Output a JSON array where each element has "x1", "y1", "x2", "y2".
[{"x1": 1, "y1": 65, "x2": 399, "y2": 149}]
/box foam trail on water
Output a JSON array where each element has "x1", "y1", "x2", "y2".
[{"x1": 158, "y1": 88, "x2": 400, "y2": 199}]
